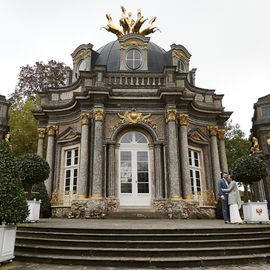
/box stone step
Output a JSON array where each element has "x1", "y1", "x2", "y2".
[
  {"x1": 16, "y1": 230, "x2": 270, "y2": 241},
  {"x1": 15, "y1": 236, "x2": 270, "y2": 248},
  {"x1": 17, "y1": 225, "x2": 270, "y2": 234},
  {"x1": 104, "y1": 207, "x2": 168, "y2": 219},
  {"x1": 14, "y1": 252, "x2": 270, "y2": 268},
  {"x1": 15, "y1": 243, "x2": 270, "y2": 257}
]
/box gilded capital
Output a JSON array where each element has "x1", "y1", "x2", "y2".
[
  {"x1": 80, "y1": 113, "x2": 89, "y2": 125},
  {"x1": 92, "y1": 108, "x2": 105, "y2": 121},
  {"x1": 47, "y1": 125, "x2": 57, "y2": 136},
  {"x1": 178, "y1": 114, "x2": 188, "y2": 126},
  {"x1": 208, "y1": 125, "x2": 218, "y2": 136},
  {"x1": 38, "y1": 128, "x2": 46, "y2": 139},
  {"x1": 218, "y1": 129, "x2": 226, "y2": 140},
  {"x1": 166, "y1": 109, "x2": 177, "y2": 122}
]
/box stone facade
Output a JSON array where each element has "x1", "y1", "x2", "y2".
[
  {"x1": 33, "y1": 14, "x2": 232, "y2": 219},
  {"x1": 250, "y1": 94, "x2": 270, "y2": 208}
]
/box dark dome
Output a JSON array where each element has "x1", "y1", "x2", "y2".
[{"x1": 95, "y1": 40, "x2": 172, "y2": 72}]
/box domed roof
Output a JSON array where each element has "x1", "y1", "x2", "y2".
[{"x1": 94, "y1": 40, "x2": 172, "y2": 72}]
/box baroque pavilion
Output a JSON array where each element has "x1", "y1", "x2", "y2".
[{"x1": 34, "y1": 7, "x2": 232, "y2": 218}]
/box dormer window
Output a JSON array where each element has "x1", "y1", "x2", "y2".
[
  {"x1": 177, "y1": 59, "x2": 185, "y2": 72},
  {"x1": 126, "y1": 49, "x2": 142, "y2": 70}
]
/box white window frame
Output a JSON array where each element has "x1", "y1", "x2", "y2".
[
  {"x1": 189, "y1": 148, "x2": 202, "y2": 199},
  {"x1": 59, "y1": 144, "x2": 80, "y2": 206}
]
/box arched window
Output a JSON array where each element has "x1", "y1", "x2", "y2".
[{"x1": 120, "y1": 131, "x2": 148, "y2": 144}]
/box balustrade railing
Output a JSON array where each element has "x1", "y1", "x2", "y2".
[{"x1": 104, "y1": 74, "x2": 165, "y2": 87}]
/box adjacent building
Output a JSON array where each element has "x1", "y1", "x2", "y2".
[
  {"x1": 34, "y1": 8, "x2": 232, "y2": 218},
  {"x1": 250, "y1": 94, "x2": 270, "y2": 207}
]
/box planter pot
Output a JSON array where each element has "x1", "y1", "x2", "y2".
[
  {"x1": 26, "y1": 199, "x2": 41, "y2": 222},
  {"x1": 0, "y1": 224, "x2": 16, "y2": 263},
  {"x1": 242, "y1": 201, "x2": 270, "y2": 223}
]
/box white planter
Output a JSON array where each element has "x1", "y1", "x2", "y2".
[
  {"x1": 243, "y1": 201, "x2": 270, "y2": 223},
  {"x1": 26, "y1": 199, "x2": 41, "y2": 222},
  {"x1": 0, "y1": 225, "x2": 16, "y2": 263}
]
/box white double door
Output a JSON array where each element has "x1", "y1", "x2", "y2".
[{"x1": 119, "y1": 148, "x2": 151, "y2": 206}]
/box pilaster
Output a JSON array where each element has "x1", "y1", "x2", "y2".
[
  {"x1": 178, "y1": 114, "x2": 192, "y2": 200},
  {"x1": 208, "y1": 125, "x2": 221, "y2": 196},
  {"x1": 45, "y1": 125, "x2": 57, "y2": 197},
  {"x1": 166, "y1": 109, "x2": 181, "y2": 200}
]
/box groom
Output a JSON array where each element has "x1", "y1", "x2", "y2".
[{"x1": 218, "y1": 172, "x2": 230, "y2": 223}]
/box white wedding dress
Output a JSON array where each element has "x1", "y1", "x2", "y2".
[{"x1": 230, "y1": 204, "x2": 243, "y2": 223}]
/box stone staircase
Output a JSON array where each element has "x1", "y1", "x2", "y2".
[
  {"x1": 105, "y1": 207, "x2": 168, "y2": 219},
  {"x1": 15, "y1": 225, "x2": 270, "y2": 268}
]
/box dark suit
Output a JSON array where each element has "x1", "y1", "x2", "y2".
[{"x1": 218, "y1": 178, "x2": 230, "y2": 222}]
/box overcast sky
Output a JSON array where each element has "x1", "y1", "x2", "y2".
[{"x1": 1, "y1": 0, "x2": 270, "y2": 137}]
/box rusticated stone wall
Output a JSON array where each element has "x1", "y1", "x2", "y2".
[{"x1": 153, "y1": 200, "x2": 216, "y2": 219}]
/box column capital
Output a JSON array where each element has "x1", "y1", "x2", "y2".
[
  {"x1": 178, "y1": 114, "x2": 189, "y2": 126},
  {"x1": 46, "y1": 125, "x2": 57, "y2": 136},
  {"x1": 91, "y1": 108, "x2": 105, "y2": 121},
  {"x1": 165, "y1": 109, "x2": 177, "y2": 122},
  {"x1": 80, "y1": 113, "x2": 90, "y2": 125},
  {"x1": 218, "y1": 129, "x2": 226, "y2": 140},
  {"x1": 38, "y1": 128, "x2": 46, "y2": 139},
  {"x1": 208, "y1": 125, "x2": 218, "y2": 136}
]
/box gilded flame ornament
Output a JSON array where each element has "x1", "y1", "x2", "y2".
[
  {"x1": 113, "y1": 108, "x2": 157, "y2": 130},
  {"x1": 102, "y1": 6, "x2": 160, "y2": 37}
]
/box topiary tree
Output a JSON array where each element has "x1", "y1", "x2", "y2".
[
  {"x1": 232, "y1": 155, "x2": 268, "y2": 201},
  {"x1": 0, "y1": 141, "x2": 28, "y2": 224},
  {"x1": 17, "y1": 154, "x2": 50, "y2": 200},
  {"x1": 32, "y1": 182, "x2": 51, "y2": 217}
]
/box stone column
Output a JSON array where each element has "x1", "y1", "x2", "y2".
[
  {"x1": 166, "y1": 109, "x2": 181, "y2": 200},
  {"x1": 154, "y1": 142, "x2": 163, "y2": 199},
  {"x1": 45, "y1": 125, "x2": 57, "y2": 197},
  {"x1": 37, "y1": 128, "x2": 46, "y2": 157},
  {"x1": 77, "y1": 113, "x2": 90, "y2": 199},
  {"x1": 179, "y1": 114, "x2": 192, "y2": 200},
  {"x1": 208, "y1": 125, "x2": 221, "y2": 196},
  {"x1": 90, "y1": 108, "x2": 105, "y2": 199},
  {"x1": 218, "y1": 129, "x2": 229, "y2": 173},
  {"x1": 107, "y1": 141, "x2": 116, "y2": 197}
]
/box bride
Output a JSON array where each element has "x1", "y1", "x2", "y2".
[{"x1": 222, "y1": 175, "x2": 243, "y2": 223}]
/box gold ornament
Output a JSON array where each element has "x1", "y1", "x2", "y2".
[
  {"x1": 91, "y1": 108, "x2": 105, "y2": 121},
  {"x1": 113, "y1": 108, "x2": 157, "y2": 130},
  {"x1": 73, "y1": 49, "x2": 91, "y2": 62},
  {"x1": 47, "y1": 125, "x2": 58, "y2": 136},
  {"x1": 218, "y1": 129, "x2": 226, "y2": 140},
  {"x1": 208, "y1": 125, "x2": 218, "y2": 136},
  {"x1": 37, "y1": 128, "x2": 46, "y2": 139},
  {"x1": 103, "y1": 6, "x2": 160, "y2": 37},
  {"x1": 178, "y1": 114, "x2": 188, "y2": 126},
  {"x1": 165, "y1": 109, "x2": 177, "y2": 122},
  {"x1": 80, "y1": 113, "x2": 89, "y2": 125}
]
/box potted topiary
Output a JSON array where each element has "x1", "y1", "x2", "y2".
[
  {"x1": 32, "y1": 182, "x2": 51, "y2": 218},
  {"x1": 232, "y1": 155, "x2": 269, "y2": 222},
  {"x1": 17, "y1": 154, "x2": 50, "y2": 222},
  {"x1": 0, "y1": 141, "x2": 28, "y2": 263}
]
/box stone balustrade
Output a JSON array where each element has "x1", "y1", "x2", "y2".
[{"x1": 104, "y1": 74, "x2": 165, "y2": 87}]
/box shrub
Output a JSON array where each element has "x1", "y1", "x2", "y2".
[
  {"x1": 17, "y1": 154, "x2": 50, "y2": 200},
  {"x1": 0, "y1": 141, "x2": 28, "y2": 224},
  {"x1": 232, "y1": 155, "x2": 267, "y2": 201}
]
